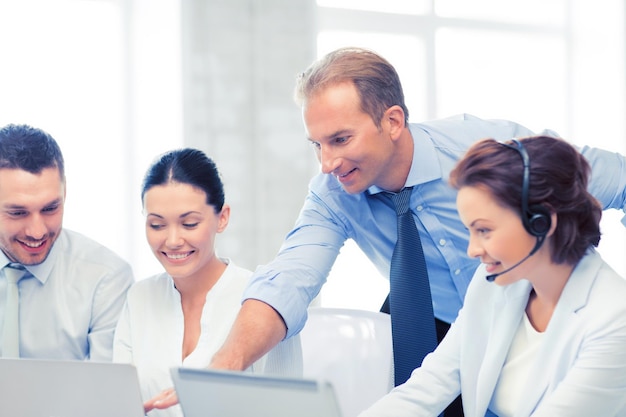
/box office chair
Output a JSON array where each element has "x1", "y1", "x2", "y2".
[{"x1": 300, "y1": 307, "x2": 394, "y2": 417}]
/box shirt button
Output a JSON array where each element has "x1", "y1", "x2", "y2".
[
  {"x1": 416, "y1": 205, "x2": 423, "y2": 211},
  {"x1": 454, "y1": 269, "x2": 461, "y2": 275},
  {"x1": 439, "y1": 239, "x2": 446, "y2": 246}
]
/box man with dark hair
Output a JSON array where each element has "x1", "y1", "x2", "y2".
[{"x1": 0, "y1": 123, "x2": 134, "y2": 361}]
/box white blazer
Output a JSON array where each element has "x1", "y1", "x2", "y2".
[{"x1": 359, "y1": 249, "x2": 626, "y2": 417}]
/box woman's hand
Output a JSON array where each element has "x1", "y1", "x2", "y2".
[{"x1": 143, "y1": 387, "x2": 178, "y2": 413}]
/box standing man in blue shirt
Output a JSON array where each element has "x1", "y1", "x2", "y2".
[
  {"x1": 149, "y1": 47, "x2": 626, "y2": 416},
  {"x1": 0, "y1": 124, "x2": 134, "y2": 361}
]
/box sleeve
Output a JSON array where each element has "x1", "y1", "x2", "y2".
[
  {"x1": 242, "y1": 188, "x2": 349, "y2": 338},
  {"x1": 357, "y1": 265, "x2": 502, "y2": 417},
  {"x1": 529, "y1": 303, "x2": 626, "y2": 416},
  {"x1": 358, "y1": 300, "x2": 466, "y2": 417},
  {"x1": 112, "y1": 299, "x2": 134, "y2": 364},
  {"x1": 581, "y1": 145, "x2": 626, "y2": 222},
  {"x1": 87, "y1": 260, "x2": 134, "y2": 362}
]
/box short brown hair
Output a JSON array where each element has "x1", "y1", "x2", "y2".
[
  {"x1": 449, "y1": 135, "x2": 601, "y2": 265},
  {"x1": 294, "y1": 47, "x2": 409, "y2": 128}
]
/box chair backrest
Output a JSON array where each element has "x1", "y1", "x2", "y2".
[{"x1": 300, "y1": 307, "x2": 394, "y2": 417}]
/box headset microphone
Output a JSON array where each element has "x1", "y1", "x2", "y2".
[
  {"x1": 485, "y1": 236, "x2": 544, "y2": 282},
  {"x1": 485, "y1": 139, "x2": 551, "y2": 282}
]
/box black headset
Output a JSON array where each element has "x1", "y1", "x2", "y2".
[{"x1": 504, "y1": 139, "x2": 552, "y2": 239}]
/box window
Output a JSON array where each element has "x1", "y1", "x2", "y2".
[
  {"x1": 0, "y1": 0, "x2": 183, "y2": 280},
  {"x1": 317, "y1": 0, "x2": 626, "y2": 309}
]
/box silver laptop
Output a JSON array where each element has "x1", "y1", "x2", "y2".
[
  {"x1": 0, "y1": 358, "x2": 145, "y2": 417},
  {"x1": 171, "y1": 367, "x2": 343, "y2": 417}
]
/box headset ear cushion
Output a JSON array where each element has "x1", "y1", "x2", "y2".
[{"x1": 527, "y1": 205, "x2": 552, "y2": 237}]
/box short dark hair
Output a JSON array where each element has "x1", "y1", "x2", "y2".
[
  {"x1": 0, "y1": 124, "x2": 65, "y2": 180},
  {"x1": 141, "y1": 148, "x2": 225, "y2": 212},
  {"x1": 294, "y1": 47, "x2": 409, "y2": 128},
  {"x1": 449, "y1": 135, "x2": 601, "y2": 265}
]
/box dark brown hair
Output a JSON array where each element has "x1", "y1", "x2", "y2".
[
  {"x1": 142, "y1": 148, "x2": 224, "y2": 212},
  {"x1": 0, "y1": 124, "x2": 65, "y2": 181},
  {"x1": 449, "y1": 135, "x2": 601, "y2": 265}
]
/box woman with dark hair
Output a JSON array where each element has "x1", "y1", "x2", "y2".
[
  {"x1": 113, "y1": 148, "x2": 301, "y2": 417},
  {"x1": 359, "y1": 136, "x2": 626, "y2": 417}
]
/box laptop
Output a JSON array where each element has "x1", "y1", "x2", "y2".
[
  {"x1": 171, "y1": 367, "x2": 343, "y2": 417},
  {"x1": 0, "y1": 358, "x2": 145, "y2": 417}
]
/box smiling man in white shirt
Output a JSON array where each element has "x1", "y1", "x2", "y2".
[{"x1": 0, "y1": 123, "x2": 134, "y2": 361}]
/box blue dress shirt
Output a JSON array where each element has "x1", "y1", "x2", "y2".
[{"x1": 243, "y1": 114, "x2": 626, "y2": 338}]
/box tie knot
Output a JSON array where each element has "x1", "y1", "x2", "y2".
[
  {"x1": 390, "y1": 187, "x2": 413, "y2": 216},
  {"x1": 4, "y1": 264, "x2": 25, "y2": 284}
]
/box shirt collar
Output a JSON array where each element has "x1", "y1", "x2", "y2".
[
  {"x1": 367, "y1": 123, "x2": 443, "y2": 196},
  {"x1": 0, "y1": 233, "x2": 62, "y2": 284}
]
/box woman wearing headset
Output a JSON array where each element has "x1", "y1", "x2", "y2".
[{"x1": 359, "y1": 135, "x2": 626, "y2": 417}]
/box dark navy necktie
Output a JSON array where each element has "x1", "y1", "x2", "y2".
[{"x1": 389, "y1": 187, "x2": 437, "y2": 386}]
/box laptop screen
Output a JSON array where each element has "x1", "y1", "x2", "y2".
[
  {"x1": 0, "y1": 358, "x2": 145, "y2": 417},
  {"x1": 172, "y1": 367, "x2": 343, "y2": 417}
]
